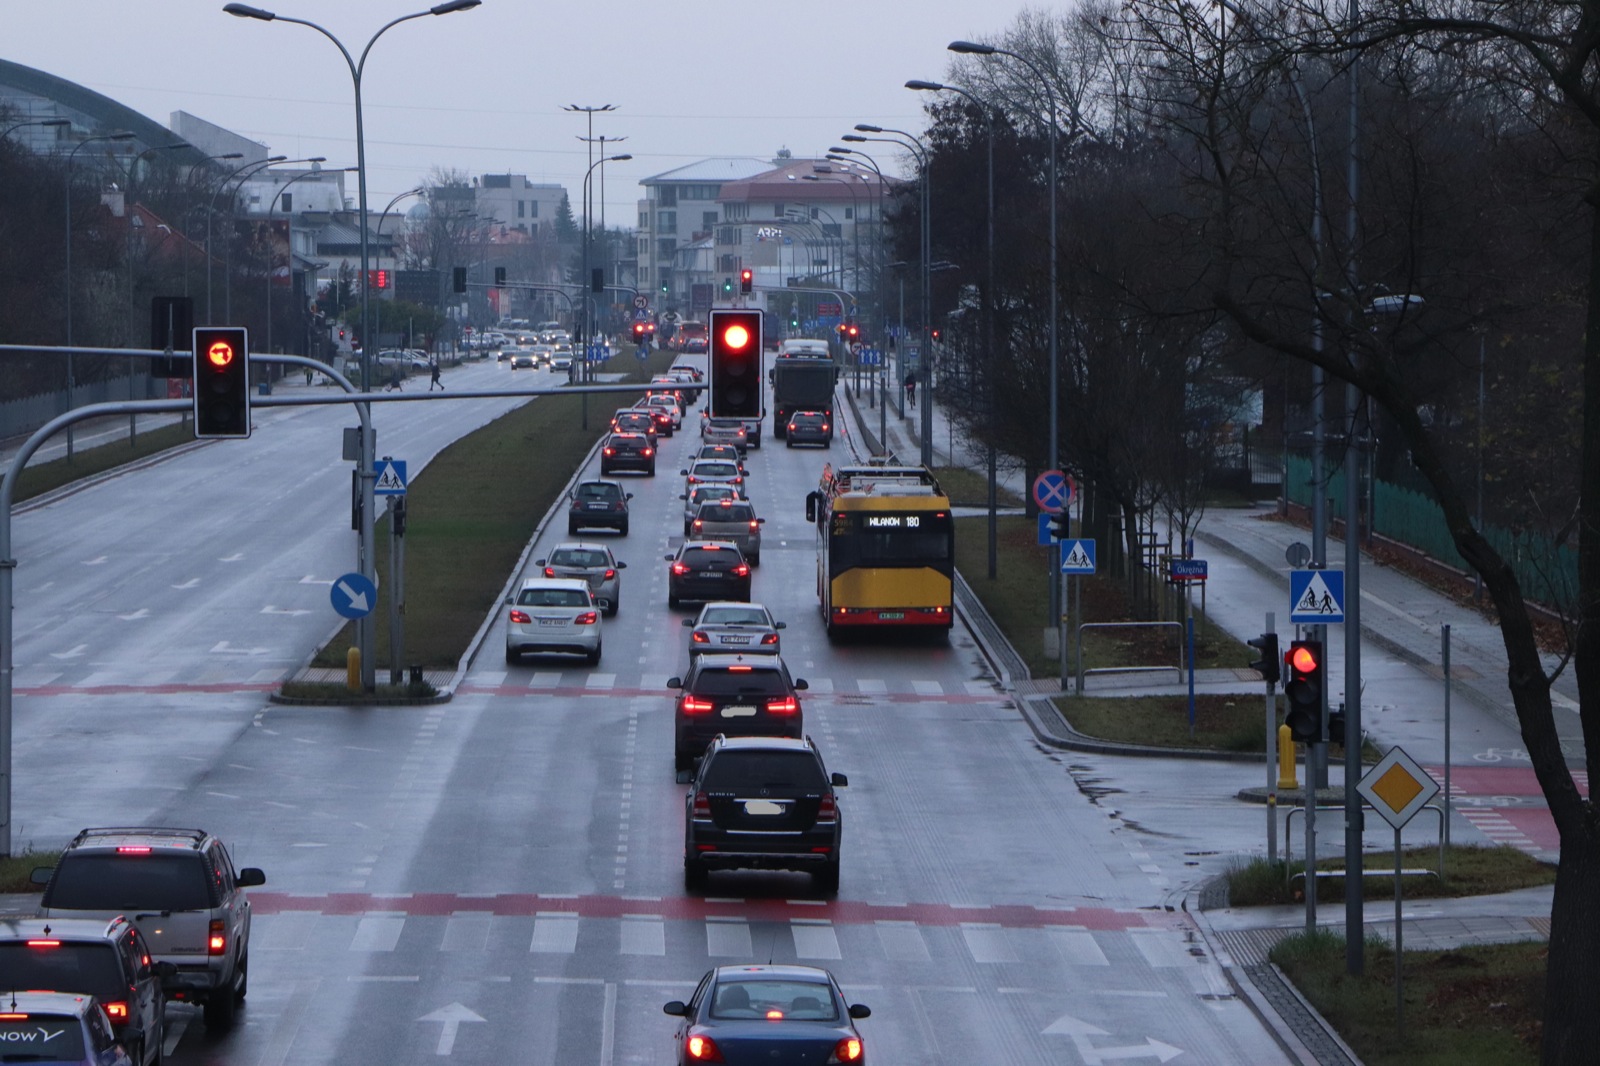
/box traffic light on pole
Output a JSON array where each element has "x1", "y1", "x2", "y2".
[
  {"x1": 1282, "y1": 639, "x2": 1324, "y2": 743},
  {"x1": 1049, "y1": 511, "x2": 1070, "y2": 541},
  {"x1": 191, "y1": 326, "x2": 251, "y2": 439},
  {"x1": 722, "y1": 277, "x2": 733, "y2": 294},
  {"x1": 739, "y1": 268, "x2": 753, "y2": 294},
  {"x1": 1247, "y1": 632, "x2": 1280, "y2": 684},
  {"x1": 452, "y1": 267, "x2": 466, "y2": 293},
  {"x1": 708, "y1": 309, "x2": 762, "y2": 419}
]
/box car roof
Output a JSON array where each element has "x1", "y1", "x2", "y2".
[
  {"x1": 0, "y1": 990, "x2": 102, "y2": 1016},
  {"x1": 576, "y1": 478, "x2": 624, "y2": 489},
  {"x1": 517, "y1": 577, "x2": 592, "y2": 592},
  {"x1": 700, "y1": 600, "x2": 769, "y2": 612},
  {"x1": 681, "y1": 539, "x2": 742, "y2": 552},
  {"x1": 0, "y1": 917, "x2": 130, "y2": 940},
  {"x1": 693, "y1": 653, "x2": 785, "y2": 670},
  {"x1": 550, "y1": 540, "x2": 615, "y2": 554},
  {"x1": 67, "y1": 826, "x2": 209, "y2": 850},
  {"x1": 712, "y1": 962, "x2": 835, "y2": 982}
]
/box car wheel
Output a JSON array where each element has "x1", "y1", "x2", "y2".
[
  {"x1": 587, "y1": 644, "x2": 602, "y2": 666},
  {"x1": 505, "y1": 647, "x2": 519, "y2": 665},
  {"x1": 568, "y1": 522, "x2": 580, "y2": 535},
  {"x1": 204, "y1": 987, "x2": 238, "y2": 1029},
  {"x1": 599, "y1": 464, "x2": 611, "y2": 475},
  {"x1": 605, "y1": 599, "x2": 619, "y2": 618},
  {"x1": 646, "y1": 464, "x2": 656, "y2": 476},
  {"x1": 684, "y1": 856, "x2": 708, "y2": 892},
  {"x1": 750, "y1": 554, "x2": 760, "y2": 567},
  {"x1": 619, "y1": 520, "x2": 630, "y2": 535},
  {"x1": 144, "y1": 1016, "x2": 165, "y2": 1066},
  {"x1": 785, "y1": 439, "x2": 793, "y2": 448},
  {"x1": 674, "y1": 749, "x2": 692, "y2": 773},
  {"x1": 815, "y1": 860, "x2": 840, "y2": 896},
  {"x1": 235, "y1": 952, "x2": 249, "y2": 1002}
]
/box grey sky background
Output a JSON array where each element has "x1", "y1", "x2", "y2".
[{"x1": 6, "y1": 1, "x2": 1016, "y2": 220}]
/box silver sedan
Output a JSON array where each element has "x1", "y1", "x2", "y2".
[{"x1": 683, "y1": 601, "x2": 785, "y2": 658}]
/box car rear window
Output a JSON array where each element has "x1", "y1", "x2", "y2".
[
  {"x1": 576, "y1": 484, "x2": 619, "y2": 500},
  {"x1": 45, "y1": 852, "x2": 213, "y2": 910},
  {"x1": 550, "y1": 549, "x2": 610, "y2": 568},
  {"x1": 701, "y1": 606, "x2": 769, "y2": 626},
  {"x1": 693, "y1": 463, "x2": 738, "y2": 478},
  {"x1": 517, "y1": 587, "x2": 591, "y2": 608},
  {"x1": 683, "y1": 547, "x2": 740, "y2": 567},
  {"x1": 692, "y1": 668, "x2": 787, "y2": 696},
  {"x1": 0, "y1": 942, "x2": 126, "y2": 1002},
  {"x1": 709, "y1": 979, "x2": 838, "y2": 1021},
  {"x1": 693, "y1": 487, "x2": 737, "y2": 504},
  {"x1": 702, "y1": 750, "x2": 824, "y2": 791},
  {"x1": 698, "y1": 504, "x2": 754, "y2": 522},
  {"x1": 0, "y1": 1012, "x2": 88, "y2": 1058}
]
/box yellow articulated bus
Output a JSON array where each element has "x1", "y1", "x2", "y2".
[{"x1": 805, "y1": 463, "x2": 955, "y2": 638}]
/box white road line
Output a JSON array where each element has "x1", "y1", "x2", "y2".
[{"x1": 530, "y1": 913, "x2": 580, "y2": 953}]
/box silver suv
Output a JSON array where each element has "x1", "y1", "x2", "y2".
[
  {"x1": 690, "y1": 499, "x2": 764, "y2": 564},
  {"x1": 34, "y1": 826, "x2": 265, "y2": 1029}
]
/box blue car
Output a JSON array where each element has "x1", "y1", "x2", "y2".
[{"x1": 664, "y1": 965, "x2": 869, "y2": 1065}]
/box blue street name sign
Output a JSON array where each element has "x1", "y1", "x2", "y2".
[{"x1": 1170, "y1": 558, "x2": 1208, "y2": 581}]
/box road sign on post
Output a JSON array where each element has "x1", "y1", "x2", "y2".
[
  {"x1": 1032, "y1": 470, "x2": 1071, "y2": 515},
  {"x1": 330, "y1": 572, "x2": 377, "y2": 619},
  {"x1": 1060, "y1": 539, "x2": 1096, "y2": 574},
  {"x1": 1290, "y1": 569, "x2": 1346, "y2": 623},
  {"x1": 374, "y1": 459, "x2": 408, "y2": 496}
]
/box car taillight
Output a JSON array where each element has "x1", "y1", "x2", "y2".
[
  {"x1": 672, "y1": 562, "x2": 689, "y2": 575},
  {"x1": 816, "y1": 791, "x2": 838, "y2": 822},
  {"x1": 643, "y1": 447, "x2": 654, "y2": 457},
  {"x1": 691, "y1": 631, "x2": 709, "y2": 644},
  {"x1": 681, "y1": 696, "x2": 715, "y2": 715},
  {"x1": 686, "y1": 1034, "x2": 725, "y2": 1062},
  {"x1": 692, "y1": 791, "x2": 712, "y2": 817},
  {"x1": 686, "y1": 476, "x2": 698, "y2": 484},
  {"x1": 821, "y1": 423, "x2": 830, "y2": 432},
  {"x1": 509, "y1": 610, "x2": 531, "y2": 624},
  {"x1": 760, "y1": 633, "x2": 779, "y2": 645},
  {"x1": 209, "y1": 919, "x2": 226, "y2": 956},
  {"x1": 25, "y1": 940, "x2": 60, "y2": 948},
  {"x1": 788, "y1": 423, "x2": 797, "y2": 432},
  {"x1": 575, "y1": 611, "x2": 598, "y2": 625},
  {"x1": 543, "y1": 567, "x2": 555, "y2": 578},
  {"x1": 603, "y1": 447, "x2": 616, "y2": 456},
  {"x1": 693, "y1": 520, "x2": 704, "y2": 530},
  {"x1": 604, "y1": 569, "x2": 616, "y2": 580},
  {"x1": 766, "y1": 696, "x2": 798, "y2": 715},
  {"x1": 103, "y1": 1001, "x2": 130, "y2": 1022},
  {"x1": 828, "y1": 1036, "x2": 863, "y2": 1063},
  {"x1": 749, "y1": 521, "x2": 760, "y2": 531},
  {"x1": 732, "y1": 476, "x2": 742, "y2": 484},
  {"x1": 733, "y1": 564, "x2": 750, "y2": 577}
]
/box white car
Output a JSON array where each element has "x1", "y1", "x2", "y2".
[
  {"x1": 683, "y1": 600, "x2": 785, "y2": 658},
  {"x1": 505, "y1": 578, "x2": 602, "y2": 665},
  {"x1": 550, "y1": 351, "x2": 574, "y2": 370},
  {"x1": 640, "y1": 394, "x2": 684, "y2": 431}
]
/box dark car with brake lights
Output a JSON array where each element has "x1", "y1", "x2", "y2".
[
  {"x1": 665, "y1": 541, "x2": 752, "y2": 607},
  {"x1": 664, "y1": 964, "x2": 868, "y2": 1065},
  {"x1": 600, "y1": 432, "x2": 656, "y2": 476},
  {"x1": 689, "y1": 499, "x2": 763, "y2": 563},
  {"x1": 568, "y1": 479, "x2": 631, "y2": 535},
  {"x1": 785, "y1": 410, "x2": 833, "y2": 447},
  {"x1": 667, "y1": 654, "x2": 807, "y2": 771},
  {"x1": 610, "y1": 408, "x2": 659, "y2": 444}
]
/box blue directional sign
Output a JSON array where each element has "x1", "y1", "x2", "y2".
[
  {"x1": 374, "y1": 458, "x2": 407, "y2": 496},
  {"x1": 1170, "y1": 558, "x2": 1208, "y2": 581},
  {"x1": 1037, "y1": 513, "x2": 1059, "y2": 546},
  {"x1": 330, "y1": 572, "x2": 377, "y2": 619},
  {"x1": 1290, "y1": 568, "x2": 1346, "y2": 624},
  {"x1": 1060, "y1": 539, "x2": 1096, "y2": 575}
]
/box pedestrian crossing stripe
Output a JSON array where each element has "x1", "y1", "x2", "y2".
[{"x1": 1289, "y1": 568, "x2": 1344, "y2": 622}]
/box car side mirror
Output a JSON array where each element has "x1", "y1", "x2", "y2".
[
  {"x1": 679, "y1": 469, "x2": 689, "y2": 476},
  {"x1": 663, "y1": 1000, "x2": 688, "y2": 1017},
  {"x1": 666, "y1": 677, "x2": 682, "y2": 689},
  {"x1": 679, "y1": 494, "x2": 688, "y2": 500},
  {"x1": 504, "y1": 596, "x2": 513, "y2": 605},
  {"x1": 682, "y1": 619, "x2": 694, "y2": 628},
  {"x1": 626, "y1": 493, "x2": 634, "y2": 500},
  {"x1": 535, "y1": 559, "x2": 546, "y2": 567},
  {"x1": 29, "y1": 866, "x2": 52, "y2": 886},
  {"x1": 794, "y1": 679, "x2": 809, "y2": 691},
  {"x1": 615, "y1": 561, "x2": 627, "y2": 569},
  {"x1": 237, "y1": 867, "x2": 266, "y2": 888},
  {"x1": 831, "y1": 772, "x2": 849, "y2": 788},
  {"x1": 118, "y1": 1026, "x2": 145, "y2": 1048},
  {"x1": 849, "y1": 1004, "x2": 872, "y2": 1020},
  {"x1": 774, "y1": 621, "x2": 786, "y2": 630},
  {"x1": 805, "y1": 492, "x2": 819, "y2": 523},
  {"x1": 664, "y1": 554, "x2": 675, "y2": 562},
  {"x1": 757, "y1": 517, "x2": 766, "y2": 523}
]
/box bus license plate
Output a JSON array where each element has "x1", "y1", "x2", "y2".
[{"x1": 878, "y1": 612, "x2": 904, "y2": 620}]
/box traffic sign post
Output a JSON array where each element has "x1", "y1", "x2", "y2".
[{"x1": 632, "y1": 294, "x2": 648, "y2": 310}]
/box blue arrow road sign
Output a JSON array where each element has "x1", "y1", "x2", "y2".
[
  {"x1": 331, "y1": 572, "x2": 377, "y2": 619},
  {"x1": 374, "y1": 458, "x2": 407, "y2": 496},
  {"x1": 1060, "y1": 539, "x2": 1096, "y2": 574},
  {"x1": 1037, "y1": 514, "x2": 1059, "y2": 546},
  {"x1": 1290, "y1": 568, "x2": 1346, "y2": 623}
]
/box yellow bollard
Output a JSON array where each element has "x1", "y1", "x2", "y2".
[
  {"x1": 346, "y1": 646, "x2": 361, "y2": 692},
  {"x1": 1277, "y1": 724, "x2": 1298, "y2": 789}
]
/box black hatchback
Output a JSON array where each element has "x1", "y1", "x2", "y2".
[
  {"x1": 667, "y1": 654, "x2": 808, "y2": 772},
  {"x1": 568, "y1": 479, "x2": 632, "y2": 535},
  {"x1": 600, "y1": 432, "x2": 656, "y2": 475},
  {"x1": 665, "y1": 541, "x2": 751, "y2": 606},
  {"x1": 683, "y1": 735, "x2": 846, "y2": 894}
]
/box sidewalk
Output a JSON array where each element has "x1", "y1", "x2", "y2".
[{"x1": 839, "y1": 378, "x2": 1556, "y2": 1066}]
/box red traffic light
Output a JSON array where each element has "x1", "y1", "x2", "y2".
[
  {"x1": 739, "y1": 268, "x2": 753, "y2": 294},
  {"x1": 721, "y1": 322, "x2": 752, "y2": 351},
  {"x1": 633, "y1": 323, "x2": 646, "y2": 336},
  {"x1": 206, "y1": 340, "x2": 236, "y2": 369},
  {"x1": 1287, "y1": 643, "x2": 1319, "y2": 675}
]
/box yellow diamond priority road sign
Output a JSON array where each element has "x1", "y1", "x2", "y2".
[{"x1": 1356, "y1": 746, "x2": 1440, "y2": 830}]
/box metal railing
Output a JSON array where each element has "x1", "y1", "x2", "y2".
[
  {"x1": 1074, "y1": 620, "x2": 1185, "y2": 695},
  {"x1": 1283, "y1": 803, "x2": 1447, "y2": 882}
]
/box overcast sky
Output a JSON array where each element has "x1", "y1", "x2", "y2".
[{"x1": 6, "y1": 0, "x2": 1018, "y2": 222}]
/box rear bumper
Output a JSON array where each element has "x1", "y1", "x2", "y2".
[
  {"x1": 688, "y1": 833, "x2": 838, "y2": 871},
  {"x1": 829, "y1": 605, "x2": 953, "y2": 628}
]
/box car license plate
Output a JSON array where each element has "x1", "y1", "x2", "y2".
[
  {"x1": 721, "y1": 705, "x2": 757, "y2": 717},
  {"x1": 702, "y1": 571, "x2": 723, "y2": 578},
  {"x1": 743, "y1": 800, "x2": 785, "y2": 816},
  {"x1": 537, "y1": 618, "x2": 566, "y2": 627},
  {"x1": 587, "y1": 502, "x2": 608, "y2": 509},
  {"x1": 721, "y1": 636, "x2": 751, "y2": 645},
  {"x1": 879, "y1": 611, "x2": 905, "y2": 620}
]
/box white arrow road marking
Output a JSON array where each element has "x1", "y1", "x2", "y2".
[
  {"x1": 171, "y1": 578, "x2": 200, "y2": 589},
  {"x1": 419, "y1": 1003, "x2": 484, "y2": 1055},
  {"x1": 82, "y1": 556, "x2": 107, "y2": 566},
  {"x1": 261, "y1": 606, "x2": 312, "y2": 616},
  {"x1": 299, "y1": 575, "x2": 335, "y2": 586},
  {"x1": 218, "y1": 553, "x2": 244, "y2": 562},
  {"x1": 1044, "y1": 1015, "x2": 1183, "y2": 1064},
  {"x1": 210, "y1": 641, "x2": 271, "y2": 656},
  {"x1": 118, "y1": 609, "x2": 149, "y2": 621},
  {"x1": 336, "y1": 580, "x2": 369, "y2": 612},
  {"x1": 49, "y1": 644, "x2": 88, "y2": 660}
]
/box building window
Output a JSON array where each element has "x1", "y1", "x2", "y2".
[
  {"x1": 657, "y1": 238, "x2": 677, "y2": 260},
  {"x1": 639, "y1": 211, "x2": 650, "y2": 230},
  {"x1": 810, "y1": 207, "x2": 819, "y2": 220},
  {"x1": 659, "y1": 210, "x2": 676, "y2": 231},
  {"x1": 529, "y1": 200, "x2": 538, "y2": 218},
  {"x1": 702, "y1": 211, "x2": 718, "y2": 230},
  {"x1": 517, "y1": 200, "x2": 526, "y2": 218},
  {"x1": 844, "y1": 207, "x2": 853, "y2": 220},
  {"x1": 659, "y1": 186, "x2": 678, "y2": 207},
  {"x1": 773, "y1": 203, "x2": 784, "y2": 218}
]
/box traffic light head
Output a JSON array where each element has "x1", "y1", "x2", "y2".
[
  {"x1": 633, "y1": 322, "x2": 646, "y2": 338},
  {"x1": 708, "y1": 309, "x2": 762, "y2": 419},
  {"x1": 1282, "y1": 639, "x2": 1324, "y2": 743},
  {"x1": 722, "y1": 277, "x2": 733, "y2": 294},
  {"x1": 191, "y1": 327, "x2": 251, "y2": 439},
  {"x1": 452, "y1": 266, "x2": 467, "y2": 293},
  {"x1": 1247, "y1": 632, "x2": 1280, "y2": 684},
  {"x1": 1049, "y1": 511, "x2": 1070, "y2": 540},
  {"x1": 739, "y1": 268, "x2": 753, "y2": 294},
  {"x1": 846, "y1": 323, "x2": 859, "y2": 339}
]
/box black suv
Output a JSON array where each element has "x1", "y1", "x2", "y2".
[
  {"x1": 600, "y1": 432, "x2": 656, "y2": 475},
  {"x1": 34, "y1": 827, "x2": 265, "y2": 1029},
  {"x1": 568, "y1": 479, "x2": 632, "y2": 535},
  {"x1": 0, "y1": 917, "x2": 171, "y2": 1062},
  {"x1": 684, "y1": 735, "x2": 847, "y2": 894},
  {"x1": 665, "y1": 541, "x2": 751, "y2": 607},
  {"x1": 610, "y1": 408, "x2": 659, "y2": 444},
  {"x1": 667, "y1": 654, "x2": 808, "y2": 771},
  {"x1": 785, "y1": 410, "x2": 833, "y2": 447}
]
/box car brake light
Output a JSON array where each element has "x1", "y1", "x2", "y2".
[
  {"x1": 693, "y1": 791, "x2": 711, "y2": 817},
  {"x1": 693, "y1": 520, "x2": 704, "y2": 530},
  {"x1": 672, "y1": 562, "x2": 689, "y2": 575},
  {"x1": 766, "y1": 1009, "x2": 784, "y2": 1019},
  {"x1": 575, "y1": 611, "x2": 598, "y2": 625},
  {"x1": 691, "y1": 631, "x2": 709, "y2": 644},
  {"x1": 733, "y1": 476, "x2": 742, "y2": 484},
  {"x1": 733, "y1": 564, "x2": 750, "y2": 577},
  {"x1": 686, "y1": 1034, "x2": 725, "y2": 1061},
  {"x1": 828, "y1": 1036, "x2": 864, "y2": 1062},
  {"x1": 821, "y1": 423, "x2": 830, "y2": 431},
  {"x1": 603, "y1": 447, "x2": 616, "y2": 456},
  {"x1": 816, "y1": 791, "x2": 838, "y2": 822},
  {"x1": 25, "y1": 940, "x2": 60, "y2": 948},
  {"x1": 760, "y1": 633, "x2": 779, "y2": 645},
  {"x1": 0, "y1": 1014, "x2": 26, "y2": 1021},
  {"x1": 719, "y1": 499, "x2": 732, "y2": 508},
  {"x1": 604, "y1": 569, "x2": 616, "y2": 580},
  {"x1": 209, "y1": 920, "x2": 226, "y2": 956},
  {"x1": 509, "y1": 609, "x2": 531, "y2": 624},
  {"x1": 788, "y1": 423, "x2": 796, "y2": 432},
  {"x1": 103, "y1": 1001, "x2": 130, "y2": 1021},
  {"x1": 115, "y1": 846, "x2": 152, "y2": 854},
  {"x1": 766, "y1": 696, "x2": 798, "y2": 715},
  {"x1": 643, "y1": 448, "x2": 654, "y2": 457},
  {"x1": 543, "y1": 567, "x2": 555, "y2": 578},
  {"x1": 681, "y1": 696, "x2": 715, "y2": 715},
  {"x1": 749, "y1": 521, "x2": 760, "y2": 531}
]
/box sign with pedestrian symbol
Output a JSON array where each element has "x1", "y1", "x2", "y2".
[
  {"x1": 374, "y1": 458, "x2": 407, "y2": 496},
  {"x1": 1290, "y1": 568, "x2": 1345, "y2": 623},
  {"x1": 1060, "y1": 539, "x2": 1096, "y2": 574}
]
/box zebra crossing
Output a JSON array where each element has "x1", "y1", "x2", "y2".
[{"x1": 463, "y1": 671, "x2": 1005, "y2": 700}]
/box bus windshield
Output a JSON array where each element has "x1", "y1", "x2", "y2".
[{"x1": 828, "y1": 510, "x2": 952, "y2": 569}]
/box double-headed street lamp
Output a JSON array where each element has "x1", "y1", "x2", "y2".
[
  {"x1": 208, "y1": 154, "x2": 289, "y2": 320},
  {"x1": 226, "y1": 158, "x2": 324, "y2": 321},
  {"x1": 581, "y1": 153, "x2": 631, "y2": 426},
  {"x1": 227, "y1": 0, "x2": 480, "y2": 693},
  {"x1": 950, "y1": 38, "x2": 1063, "y2": 620}
]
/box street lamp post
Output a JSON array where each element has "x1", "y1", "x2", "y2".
[
  {"x1": 951, "y1": 39, "x2": 1061, "y2": 620},
  {"x1": 829, "y1": 148, "x2": 890, "y2": 378},
  {"x1": 208, "y1": 154, "x2": 287, "y2": 321},
  {"x1": 63, "y1": 130, "x2": 135, "y2": 462},
  {"x1": 909, "y1": 79, "x2": 999, "y2": 580},
  {"x1": 227, "y1": 158, "x2": 325, "y2": 322},
  {"x1": 581, "y1": 153, "x2": 631, "y2": 428},
  {"x1": 226, "y1": 0, "x2": 481, "y2": 692},
  {"x1": 0, "y1": 117, "x2": 69, "y2": 143},
  {"x1": 266, "y1": 167, "x2": 355, "y2": 358}
]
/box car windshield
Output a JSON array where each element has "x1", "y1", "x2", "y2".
[
  {"x1": 692, "y1": 669, "x2": 787, "y2": 696},
  {"x1": 44, "y1": 853, "x2": 212, "y2": 910},
  {"x1": 709, "y1": 979, "x2": 837, "y2": 1021},
  {"x1": 702, "y1": 606, "x2": 770, "y2": 626},
  {"x1": 0, "y1": 942, "x2": 126, "y2": 1001},
  {"x1": 576, "y1": 484, "x2": 619, "y2": 501},
  {"x1": 0, "y1": 1014, "x2": 88, "y2": 1060},
  {"x1": 550, "y1": 549, "x2": 610, "y2": 568},
  {"x1": 517, "y1": 587, "x2": 591, "y2": 608}
]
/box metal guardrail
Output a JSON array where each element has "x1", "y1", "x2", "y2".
[
  {"x1": 1074, "y1": 620, "x2": 1185, "y2": 695},
  {"x1": 1283, "y1": 803, "x2": 1447, "y2": 882}
]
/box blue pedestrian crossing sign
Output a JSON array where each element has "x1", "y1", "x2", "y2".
[
  {"x1": 374, "y1": 458, "x2": 407, "y2": 496},
  {"x1": 1290, "y1": 568, "x2": 1345, "y2": 623},
  {"x1": 1060, "y1": 539, "x2": 1096, "y2": 574}
]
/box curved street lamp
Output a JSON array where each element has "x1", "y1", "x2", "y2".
[
  {"x1": 208, "y1": 154, "x2": 288, "y2": 319},
  {"x1": 0, "y1": 117, "x2": 68, "y2": 143},
  {"x1": 225, "y1": 157, "x2": 324, "y2": 320},
  {"x1": 266, "y1": 166, "x2": 357, "y2": 357},
  {"x1": 580, "y1": 153, "x2": 630, "y2": 425}
]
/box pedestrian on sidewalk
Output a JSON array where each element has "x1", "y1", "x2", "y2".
[{"x1": 429, "y1": 360, "x2": 443, "y2": 390}]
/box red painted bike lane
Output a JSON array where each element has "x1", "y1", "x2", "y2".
[{"x1": 1427, "y1": 765, "x2": 1588, "y2": 860}]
